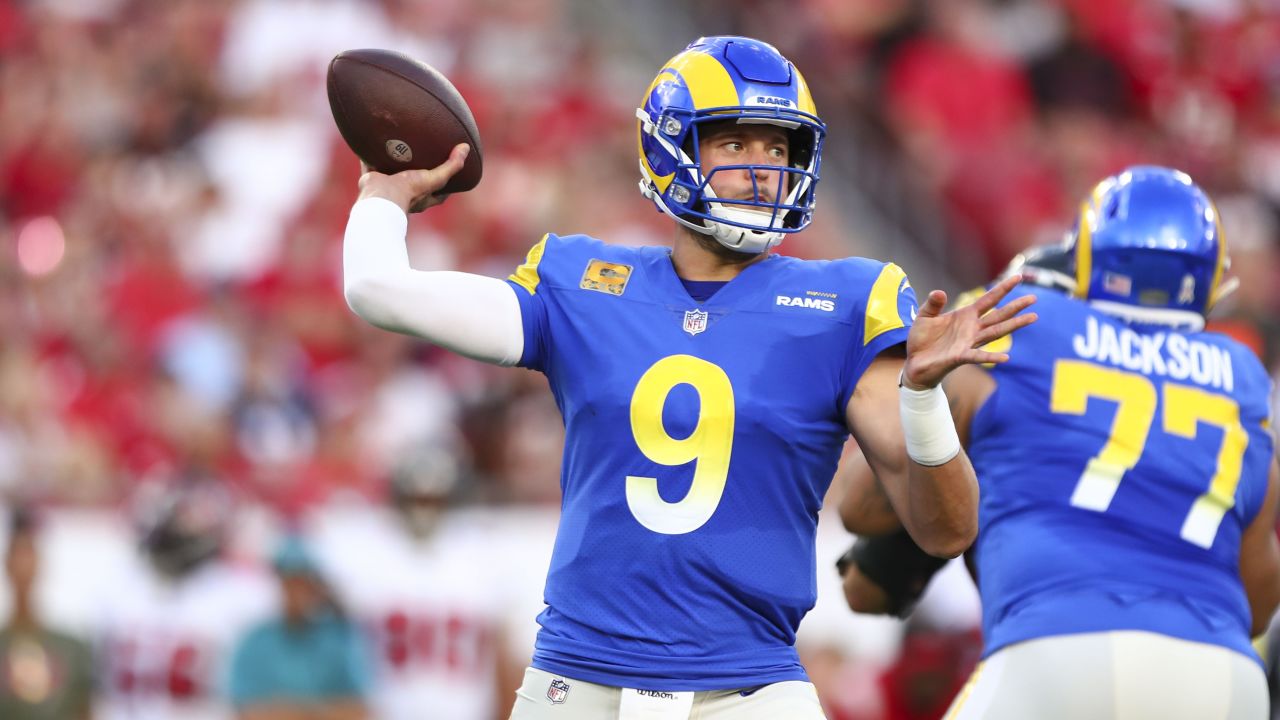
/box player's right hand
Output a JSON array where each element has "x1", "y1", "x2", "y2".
[{"x1": 357, "y1": 143, "x2": 470, "y2": 214}]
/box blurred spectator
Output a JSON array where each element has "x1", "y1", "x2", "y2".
[
  {"x1": 882, "y1": 1, "x2": 1050, "y2": 276},
  {"x1": 1027, "y1": 11, "x2": 1133, "y2": 119},
  {"x1": 0, "y1": 507, "x2": 94, "y2": 720},
  {"x1": 228, "y1": 534, "x2": 369, "y2": 720}
]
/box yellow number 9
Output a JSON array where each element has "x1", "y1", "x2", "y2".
[{"x1": 626, "y1": 355, "x2": 736, "y2": 535}]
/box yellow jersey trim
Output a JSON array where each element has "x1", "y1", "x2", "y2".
[
  {"x1": 864, "y1": 263, "x2": 910, "y2": 345},
  {"x1": 509, "y1": 235, "x2": 549, "y2": 294}
]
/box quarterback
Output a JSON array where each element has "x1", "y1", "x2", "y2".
[{"x1": 343, "y1": 36, "x2": 1034, "y2": 718}]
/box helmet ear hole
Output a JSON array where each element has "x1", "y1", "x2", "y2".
[
  {"x1": 787, "y1": 128, "x2": 813, "y2": 169},
  {"x1": 680, "y1": 121, "x2": 701, "y2": 160}
]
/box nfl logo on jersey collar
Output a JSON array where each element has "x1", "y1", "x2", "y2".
[
  {"x1": 683, "y1": 309, "x2": 708, "y2": 336},
  {"x1": 547, "y1": 678, "x2": 570, "y2": 703}
]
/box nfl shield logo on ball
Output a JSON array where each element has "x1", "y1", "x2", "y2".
[
  {"x1": 547, "y1": 678, "x2": 570, "y2": 704},
  {"x1": 683, "y1": 309, "x2": 708, "y2": 336},
  {"x1": 385, "y1": 139, "x2": 413, "y2": 163}
]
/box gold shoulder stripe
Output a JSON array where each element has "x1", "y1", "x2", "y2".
[
  {"x1": 864, "y1": 263, "x2": 909, "y2": 345},
  {"x1": 508, "y1": 235, "x2": 549, "y2": 294}
]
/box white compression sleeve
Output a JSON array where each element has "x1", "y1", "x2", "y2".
[{"x1": 343, "y1": 197, "x2": 525, "y2": 366}]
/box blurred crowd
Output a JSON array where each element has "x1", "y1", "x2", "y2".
[
  {"x1": 0, "y1": 0, "x2": 659, "y2": 512},
  {"x1": 3, "y1": 0, "x2": 1280, "y2": 719}
]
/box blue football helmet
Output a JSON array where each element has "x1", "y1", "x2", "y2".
[
  {"x1": 637, "y1": 36, "x2": 826, "y2": 254},
  {"x1": 1065, "y1": 165, "x2": 1230, "y2": 330}
]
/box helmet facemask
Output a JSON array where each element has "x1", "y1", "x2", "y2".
[{"x1": 639, "y1": 109, "x2": 824, "y2": 254}]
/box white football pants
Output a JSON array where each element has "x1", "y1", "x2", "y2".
[{"x1": 944, "y1": 630, "x2": 1267, "y2": 720}]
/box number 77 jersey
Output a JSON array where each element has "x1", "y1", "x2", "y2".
[
  {"x1": 967, "y1": 286, "x2": 1276, "y2": 663},
  {"x1": 505, "y1": 233, "x2": 917, "y2": 691}
]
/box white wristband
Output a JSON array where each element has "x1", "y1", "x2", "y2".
[{"x1": 899, "y1": 374, "x2": 962, "y2": 467}]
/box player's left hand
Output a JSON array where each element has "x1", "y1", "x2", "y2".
[{"x1": 901, "y1": 274, "x2": 1037, "y2": 390}]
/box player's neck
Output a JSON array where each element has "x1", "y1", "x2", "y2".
[{"x1": 670, "y1": 228, "x2": 768, "y2": 281}]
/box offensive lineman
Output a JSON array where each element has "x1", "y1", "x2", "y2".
[{"x1": 841, "y1": 167, "x2": 1280, "y2": 719}]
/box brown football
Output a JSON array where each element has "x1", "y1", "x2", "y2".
[{"x1": 327, "y1": 49, "x2": 483, "y2": 193}]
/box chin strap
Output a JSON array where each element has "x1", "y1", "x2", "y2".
[
  {"x1": 698, "y1": 184, "x2": 785, "y2": 253},
  {"x1": 1209, "y1": 275, "x2": 1240, "y2": 310},
  {"x1": 701, "y1": 212, "x2": 782, "y2": 254}
]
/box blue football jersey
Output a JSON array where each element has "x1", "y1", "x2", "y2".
[
  {"x1": 968, "y1": 287, "x2": 1275, "y2": 663},
  {"x1": 505, "y1": 234, "x2": 917, "y2": 690}
]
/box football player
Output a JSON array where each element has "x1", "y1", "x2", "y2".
[
  {"x1": 343, "y1": 36, "x2": 1035, "y2": 717},
  {"x1": 840, "y1": 167, "x2": 1280, "y2": 719},
  {"x1": 307, "y1": 446, "x2": 521, "y2": 720},
  {"x1": 94, "y1": 481, "x2": 276, "y2": 720}
]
